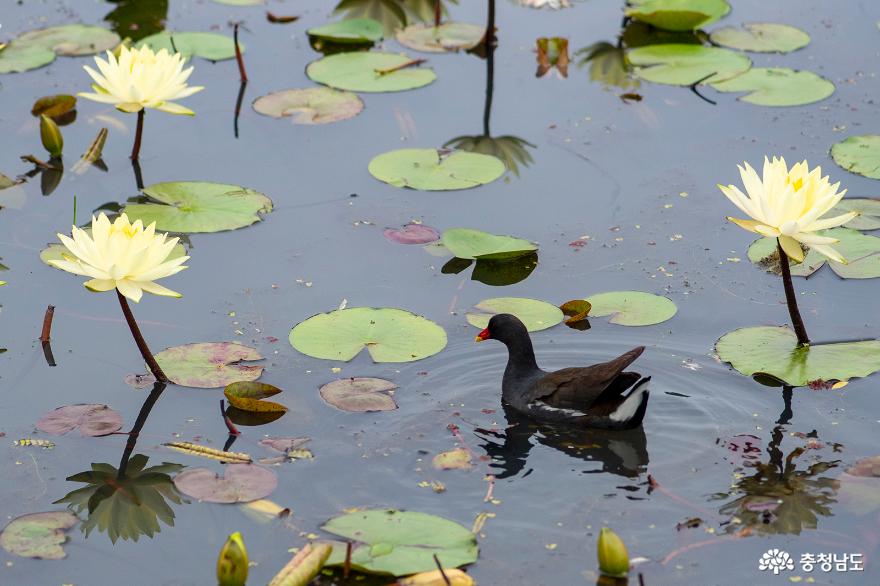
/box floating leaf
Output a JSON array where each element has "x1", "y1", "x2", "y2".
[
  {"x1": 0, "y1": 41, "x2": 56, "y2": 74},
  {"x1": 628, "y1": 44, "x2": 751, "y2": 85},
  {"x1": 138, "y1": 31, "x2": 240, "y2": 61},
  {"x1": 625, "y1": 0, "x2": 730, "y2": 31},
  {"x1": 711, "y1": 68, "x2": 834, "y2": 106},
  {"x1": 0, "y1": 512, "x2": 78, "y2": 559},
  {"x1": 307, "y1": 18, "x2": 384, "y2": 43},
  {"x1": 224, "y1": 381, "x2": 287, "y2": 413},
  {"x1": 831, "y1": 135, "x2": 880, "y2": 179},
  {"x1": 123, "y1": 181, "x2": 273, "y2": 233},
  {"x1": 831, "y1": 198, "x2": 880, "y2": 231},
  {"x1": 466, "y1": 297, "x2": 563, "y2": 332},
  {"x1": 164, "y1": 442, "x2": 252, "y2": 463},
  {"x1": 252, "y1": 88, "x2": 363, "y2": 124},
  {"x1": 398, "y1": 569, "x2": 474, "y2": 586},
  {"x1": 17, "y1": 24, "x2": 120, "y2": 56},
  {"x1": 173, "y1": 465, "x2": 277, "y2": 503},
  {"x1": 154, "y1": 342, "x2": 264, "y2": 388},
  {"x1": 747, "y1": 228, "x2": 880, "y2": 279},
  {"x1": 323, "y1": 509, "x2": 479, "y2": 575},
  {"x1": 847, "y1": 456, "x2": 880, "y2": 478},
  {"x1": 260, "y1": 437, "x2": 310, "y2": 454},
  {"x1": 36, "y1": 404, "x2": 123, "y2": 437},
  {"x1": 319, "y1": 377, "x2": 398, "y2": 412},
  {"x1": 709, "y1": 23, "x2": 810, "y2": 53},
  {"x1": 369, "y1": 149, "x2": 505, "y2": 191},
  {"x1": 536, "y1": 37, "x2": 570, "y2": 78},
  {"x1": 226, "y1": 406, "x2": 285, "y2": 427},
  {"x1": 396, "y1": 23, "x2": 485, "y2": 53},
  {"x1": 31, "y1": 95, "x2": 76, "y2": 119},
  {"x1": 307, "y1": 52, "x2": 436, "y2": 93},
  {"x1": 268, "y1": 543, "x2": 333, "y2": 586},
  {"x1": 441, "y1": 228, "x2": 536, "y2": 260},
  {"x1": 715, "y1": 326, "x2": 880, "y2": 387},
  {"x1": 585, "y1": 291, "x2": 677, "y2": 326},
  {"x1": 290, "y1": 307, "x2": 447, "y2": 363},
  {"x1": 384, "y1": 224, "x2": 440, "y2": 244},
  {"x1": 432, "y1": 448, "x2": 472, "y2": 470},
  {"x1": 560, "y1": 299, "x2": 591, "y2": 327}
]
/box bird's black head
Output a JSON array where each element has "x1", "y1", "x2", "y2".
[{"x1": 475, "y1": 313, "x2": 529, "y2": 345}]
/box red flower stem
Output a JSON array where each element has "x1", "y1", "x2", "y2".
[
  {"x1": 777, "y1": 239, "x2": 810, "y2": 347},
  {"x1": 130, "y1": 109, "x2": 145, "y2": 161},
  {"x1": 234, "y1": 24, "x2": 248, "y2": 82},
  {"x1": 116, "y1": 289, "x2": 168, "y2": 383},
  {"x1": 39, "y1": 305, "x2": 55, "y2": 342}
]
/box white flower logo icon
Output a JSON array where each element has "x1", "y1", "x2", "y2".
[{"x1": 759, "y1": 549, "x2": 794, "y2": 574}]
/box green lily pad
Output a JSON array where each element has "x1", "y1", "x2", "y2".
[
  {"x1": 137, "y1": 31, "x2": 239, "y2": 61},
  {"x1": 122, "y1": 181, "x2": 273, "y2": 233},
  {"x1": 322, "y1": 510, "x2": 478, "y2": 575},
  {"x1": 0, "y1": 512, "x2": 78, "y2": 559},
  {"x1": 306, "y1": 52, "x2": 436, "y2": 93},
  {"x1": 625, "y1": 0, "x2": 730, "y2": 32},
  {"x1": 396, "y1": 23, "x2": 485, "y2": 53},
  {"x1": 369, "y1": 149, "x2": 505, "y2": 191},
  {"x1": 709, "y1": 23, "x2": 810, "y2": 53},
  {"x1": 252, "y1": 87, "x2": 363, "y2": 124},
  {"x1": 17, "y1": 24, "x2": 120, "y2": 56},
  {"x1": 831, "y1": 135, "x2": 880, "y2": 180},
  {"x1": 711, "y1": 68, "x2": 834, "y2": 106},
  {"x1": 628, "y1": 44, "x2": 752, "y2": 85},
  {"x1": 154, "y1": 342, "x2": 265, "y2": 388},
  {"x1": 441, "y1": 228, "x2": 537, "y2": 260},
  {"x1": 747, "y1": 228, "x2": 880, "y2": 279},
  {"x1": 290, "y1": 307, "x2": 447, "y2": 363},
  {"x1": 307, "y1": 18, "x2": 384, "y2": 43},
  {"x1": 466, "y1": 297, "x2": 563, "y2": 332},
  {"x1": 0, "y1": 41, "x2": 57, "y2": 74},
  {"x1": 584, "y1": 291, "x2": 677, "y2": 326},
  {"x1": 831, "y1": 198, "x2": 880, "y2": 231},
  {"x1": 716, "y1": 326, "x2": 880, "y2": 387},
  {"x1": 224, "y1": 381, "x2": 287, "y2": 413}
]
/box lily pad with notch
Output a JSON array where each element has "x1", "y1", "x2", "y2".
[
  {"x1": 0, "y1": 512, "x2": 78, "y2": 559},
  {"x1": 252, "y1": 87, "x2": 363, "y2": 124},
  {"x1": 441, "y1": 228, "x2": 536, "y2": 260},
  {"x1": 831, "y1": 135, "x2": 880, "y2": 180},
  {"x1": 747, "y1": 228, "x2": 880, "y2": 279},
  {"x1": 307, "y1": 52, "x2": 436, "y2": 93},
  {"x1": 137, "y1": 31, "x2": 239, "y2": 61},
  {"x1": 625, "y1": 0, "x2": 731, "y2": 32},
  {"x1": 17, "y1": 24, "x2": 120, "y2": 56},
  {"x1": 627, "y1": 44, "x2": 751, "y2": 85},
  {"x1": 0, "y1": 42, "x2": 57, "y2": 74},
  {"x1": 36, "y1": 404, "x2": 123, "y2": 437},
  {"x1": 466, "y1": 297, "x2": 563, "y2": 332},
  {"x1": 709, "y1": 23, "x2": 810, "y2": 53},
  {"x1": 711, "y1": 68, "x2": 833, "y2": 107},
  {"x1": 154, "y1": 342, "x2": 265, "y2": 388},
  {"x1": 396, "y1": 23, "x2": 485, "y2": 53},
  {"x1": 370, "y1": 149, "x2": 505, "y2": 191},
  {"x1": 584, "y1": 291, "x2": 677, "y2": 326},
  {"x1": 173, "y1": 464, "x2": 277, "y2": 503},
  {"x1": 319, "y1": 377, "x2": 398, "y2": 412}
]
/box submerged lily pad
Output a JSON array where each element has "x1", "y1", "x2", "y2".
[
  {"x1": 36, "y1": 404, "x2": 123, "y2": 437},
  {"x1": 585, "y1": 291, "x2": 677, "y2": 326},
  {"x1": 308, "y1": 18, "x2": 384, "y2": 43},
  {"x1": 396, "y1": 23, "x2": 485, "y2": 53},
  {"x1": 17, "y1": 24, "x2": 120, "y2": 56},
  {"x1": 625, "y1": 0, "x2": 730, "y2": 32},
  {"x1": 0, "y1": 42, "x2": 57, "y2": 74},
  {"x1": 466, "y1": 297, "x2": 563, "y2": 332},
  {"x1": 123, "y1": 181, "x2": 273, "y2": 233},
  {"x1": 441, "y1": 228, "x2": 536, "y2": 260},
  {"x1": 173, "y1": 464, "x2": 277, "y2": 503},
  {"x1": 137, "y1": 31, "x2": 239, "y2": 61},
  {"x1": 154, "y1": 342, "x2": 264, "y2": 388},
  {"x1": 831, "y1": 135, "x2": 880, "y2": 179},
  {"x1": 747, "y1": 228, "x2": 880, "y2": 279},
  {"x1": 709, "y1": 23, "x2": 810, "y2": 53},
  {"x1": 290, "y1": 307, "x2": 447, "y2": 363},
  {"x1": 831, "y1": 198, "x2": 880, "y2": 231},
  {"x1": 370, "y1": 149, "x2": 505, "y2": 191},
  {"x1": 711, "y1": 68, "x2": 834, "y2": 106},
  {"x1": 432, "y1": 448, "x2": 472, "y2": 470},
  {"x1": 252, "y1": 88, "x2": 363, "y2": 124},
  {"x1": 322, "y1": 509, "x2": 479, "y2": 575},
  {"x1": 384, "y1": 224, "x2": 440, "y2": 244},
  {"x1": 0, "y1": 512, "x2": 78, "y2": 559},
  {"x1": 319, "y1": 377, "x2": 399, "y2": 412},
  {"x1": 628, "y1": 44, "x2": 751, "y2": 85},
  {"x1": 307, "y1": 52, "x2": 436, "y2": 93},
  {"x1": 224, "y1": 382, "x2": 287, "y2": 413},
  {"x1": 716, "y1": 326, "x2": 880, "y2": 387}
]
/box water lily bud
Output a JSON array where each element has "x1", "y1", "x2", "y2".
[
  {"x1": 217, "y1": 532, "x2": 248, "y2": 586},
  {"x1": 40, "y1": 115, "x2": 63, "y2": 157},
  {"x1": 597, "y1": 527, "x2": 629, "y2": 578},
  {"x1": 397, "y1": 568, "x2": 475, "y2": 586}
]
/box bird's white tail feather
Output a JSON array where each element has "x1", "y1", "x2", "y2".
[{"x1": 609, "y1": 378, "x2": 650, "y2": 423}]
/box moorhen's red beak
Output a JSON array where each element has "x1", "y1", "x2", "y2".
[{"x1": 475, "y1": 328, "x2": 491, "y2": 342}]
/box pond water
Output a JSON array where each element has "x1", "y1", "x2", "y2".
[{"x1": 1, "y1": 0, "x2": 879, "y2": 584}]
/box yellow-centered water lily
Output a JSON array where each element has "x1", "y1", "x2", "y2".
[
  {"x1": 49, "y1": 212, "x2": 188, "y2": 303},
  {"x1": 719, "y1": 157, "x2": 858, "y2": 263},
  {"x1": 78, "y1": 45, "x2": 204, "y2": 115}
]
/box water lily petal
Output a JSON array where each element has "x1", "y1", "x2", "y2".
[
  {"x1": 779, "y1": 235, "x2": 805, "y2": 262},
  {"x1": 810, "y1": 244, "x2": 847, "y2": 264},
  {"x1": 116, "y1": 280, "x2": 144, "y2": 303}
]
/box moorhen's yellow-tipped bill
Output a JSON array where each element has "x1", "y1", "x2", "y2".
[{"x1": 475, "y1": 328, "x2": 491, "y2": 342}]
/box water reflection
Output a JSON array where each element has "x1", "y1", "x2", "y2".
[
  {"x1": 334, "y1": 0, "x2": 456, "y2": 36},
  {"x1": 104, "y1": 0, "x2": 168, "y2": 42},
  {"x1": 441, "y1": 251, "x2": 537, "y2": 286}
]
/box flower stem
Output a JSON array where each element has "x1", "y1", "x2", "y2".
[
  {"x1": 116, "y1": 289, "x2": 168, "y2": 382},
  {"x1": 130, "y1": 109, "x2": 145, "y2": 161},
  {"x1": 777, "y1": 239, "x2": 810, "y2": 347}
]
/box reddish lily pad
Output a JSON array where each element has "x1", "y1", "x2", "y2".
[
  {"x1": 224, "y1": 381, "x2": 287, "y2": 413},
  {"x1": 173, "y1": 464, "x2": 277, "y2": 503},
  {"x1": 383, "y1": 224, "x2": 440, "y2": 245},
  {"x1": 36, "y1": 404, "x2": 123, "y2": 437},
  {"x1": 0, "y1": 511, "x2": 78, "y2": 559},
  {"x1": 847, "y1": 456, "x2": 880, "y2": 478},
  {"x1": 320, "y1": 377, "x2": 398, "y2": 412},
  {"x1": 154, "y1": 342, "x2": 264, "y2": 388}
]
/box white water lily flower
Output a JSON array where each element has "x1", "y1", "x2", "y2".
[
  {"x1": 719, "y1": 157, "x2": 857, "y2": 263},
  {"x1": 50, "y1": 213, "x2": 189, "y2": 303},
  {"x1": 78, "y1": 45, "x2": 204, "y2": 115}
]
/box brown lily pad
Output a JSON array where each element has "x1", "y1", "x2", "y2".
[
  {"x1": 31, "y1": 94, "x2": 76, "y2": 120},
  {"x1": 173, "y1": 464, "x2": 277, "y2": 503},
  {"x1": 432, "y1": 448, "x2": 472, "y2": 470},
  {"x1": 260, "y1": 437, "x2": 311, "y2": 454},
  {"x1": 154, "y1": 342, "x2": 264, "y2": 388},
  {"x1": 36, "y1": 404, "x2": 123, "y2": 437},
  {"x1": 0, "y1": 511, "x2": 78, "y2": 559},
  {"x1": 252, "y1": 87, "x2": 363, "y2": 124},
  {"x1": 224, "y1": 381, "x2": 287, "y2": 413},
  {"x1": 319, "y1": 377, "x2": 398, "y2": 412}
]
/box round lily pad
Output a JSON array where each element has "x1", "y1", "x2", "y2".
[
  {"x1": 0, "y1": 512, "x2": 78, "y2": 559},
  {"x1": 137, "y1": 31, "x2": 239, "y2": 61},
  {"x1": 831, "y1": 135, "x2": 880, "y2": 179},
  {"x1": 224, "y1": 381, "x2": 287, "y2": 413},
  {"x1": 396, "y1": 23, "x2": 485, "y2": 53},
  {"x1": 154, "y1": 342, "x2": 265, "y2": 388},
  {"x1": 319, "y1": 377, "x2": 399, "y2": 412},
  {"x1": 584, "y1": 291, "x2": 677, "y2": 326},
  {"x1": 747, "y1": 228, "x2": 880, "y2": 279},
  {"x1": 290, "y1": 307, "x2": 447, "y2": 363},
  {"x1": 831, "y1": 198, "x2": 880, "y2": 231},
  {"x1": 716, "y1": 326, "x2": 880, "y2": 387},
  {"x1": 122, "y1": 181, "x2": 273, "y2": 233},
  {"x1": 709, "y1": 23, "x2": 810, "y2": 53},
  {"x1": 711, "y1": 68, "x2": 834, "y2": 106},
  {"x1": 384, "y1": 224, "x2": 440, "y2": 244},
  {"x1": 306, "y1": 52, "x2": 436, "y2": 93},
  {"x1": 307, "y1": 18, "x2": 384, "y2": 43},
  {"x1": 252, "y1": 87, "x2": 363, "y2": 124},
  {"x1": 322, "y1": 510, "x2": 479, "y2": 575},
  {"x1": 369, "y1": 149, "x2": 505, "y2": 191},
  {"x1": 441, "y1": 228, "x2": 536, "y2": 260},
  {"x1": 173, "y1": 464, "x2": 277, "y2": 503},
  {"x1": 36, "y1": 404, "x2": 123, "y2": 437},
  {"x1": 466, "y1": 297, "x2": 563, "y2": 332},
  {"x1": 625, "y1": 0, "x2": 730, "y2": 32},
  {"x1": 17, "y1": 24, "x2": 120, "y2": 56},
  {"x1": 628, "y1": 44, "x2": 752, "y2": 85},
  {"x1": 0, "y1": 41, "x2": 57, "y2": 74}
]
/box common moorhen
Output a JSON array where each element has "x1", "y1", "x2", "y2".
[{"x1": 475, "y1": 314, "x2": 651, "y2": 430}]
